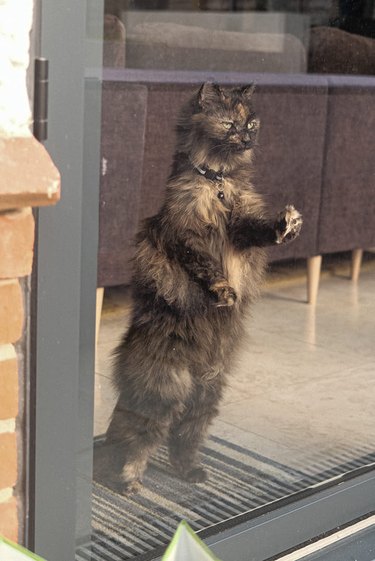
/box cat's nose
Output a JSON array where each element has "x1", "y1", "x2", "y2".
[{"x1": 242, "y1": 139, "x2": 253, "y2": 149}]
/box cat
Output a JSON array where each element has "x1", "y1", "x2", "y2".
[{"x1": 104, "y1": 83, "x2": 302, "y2": 494}]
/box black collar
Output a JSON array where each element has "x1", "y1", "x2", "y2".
[
  {"x1": 193, "y1": 164, "x2": 224, "y2": 183},
  {"x1": 192, "y1": 163, "x2": 226, "y2": 201}
]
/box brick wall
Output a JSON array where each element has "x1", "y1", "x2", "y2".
[
  {"x1": 0, "y1": 153, "x2": 60, "y2": 545},
  {"x1": 0, "y1": 0, "x2": 60, "y2": 545},
  {"x1": 0, "y1": 211, "x2": 34, "y2": 541}
]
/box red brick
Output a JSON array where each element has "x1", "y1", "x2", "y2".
[
  {"x1": 0, "y1": 345, "x2": 18, "y2": 420},
  {"x1": 0, "y1": 136, "x2": 60, "y2": 210},
  {"x1": 0, "y1": 496, "x2": 18, "y2": 542},
  {"x1": 0, "y1": 208, "x2": 34, "y2": 278},
  {"x1": 0, "y1": 433, "x2": 17, "y2": 489},
  {"x1": 0, "y1": 280, "x2": 24, "y2": 345}
]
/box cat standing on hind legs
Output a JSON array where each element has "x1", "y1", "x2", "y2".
[{"x1": 105, "y1": 82, "x2": 303, "y2": 494}]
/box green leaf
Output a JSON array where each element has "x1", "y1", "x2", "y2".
[{"x1": 162, "y1": 521, "x2": 222, "y2": 561}]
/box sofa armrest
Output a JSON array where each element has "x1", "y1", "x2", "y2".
[{"x1": 98, "y1": 82, "x2": 148, "y2": 287}]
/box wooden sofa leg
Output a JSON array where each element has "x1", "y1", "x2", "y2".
[
  {"x1": 96, "y1": 287, "x2": 104, "y2": 348},
  {"x1": 351, "y1": 249, "x2": 363, "y2": 282},
  {"x1": 307, "y1": 256, "x2": 322, "y2": 306}
]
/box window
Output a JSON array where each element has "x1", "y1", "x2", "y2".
[{"x1": 32, "y1": 2, "x2": 375, "y2": 561}]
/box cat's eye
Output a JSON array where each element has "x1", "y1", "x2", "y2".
[
  {"x1": 247, "y1": 120, "x2": 257, "y2": 130},
  {"x1": 222, "y1": 121, "x2": 233, "y2": 130}
]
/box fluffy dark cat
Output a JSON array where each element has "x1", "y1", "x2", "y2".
[{"x1": 105, "y1": 83, "x2": 302, "y2": 494}]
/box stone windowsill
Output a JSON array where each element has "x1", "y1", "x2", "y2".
[{"x1": 0, "y1": 136, "x2": 60, "y2": 211}]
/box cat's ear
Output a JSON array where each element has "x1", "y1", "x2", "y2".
[
  {"x1": 197, "y1": 83, "x2": 225, "y2": 109},
  {"x1": 239, "y1": 83, "x2": 256, "y2": 100}
]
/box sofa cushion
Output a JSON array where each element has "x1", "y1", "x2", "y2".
[
  {"x1": 318, "y1": 77, "x2": 375, "y2": 254},
  {"x1": 308, "y1": 26, "x2": 375, "y2": 75},
  {"x1": 126, "y1": 22, "x2": 306, "y2": 73}
]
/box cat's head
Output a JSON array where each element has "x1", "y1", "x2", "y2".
[{"x1": 189, "y1": 83, "x2": 260, "y2": 159}]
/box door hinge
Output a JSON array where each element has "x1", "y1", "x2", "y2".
[{"x1": 33, "y1": 58, "x2": 49, "y2": 142}]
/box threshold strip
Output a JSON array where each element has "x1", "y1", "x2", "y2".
[{"x1": 275, "y1": 514, "x2": 375, "y2": 561}]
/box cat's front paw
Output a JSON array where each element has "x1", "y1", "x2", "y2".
[
  {"x1": 210, "y1": 281, "x2": 237, "y2": 307},
  {"x1": 275, "y1": 205, "x2": 303, "y2": 244}
]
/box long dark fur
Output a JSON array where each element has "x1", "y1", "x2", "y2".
[{"x1": 105, "y1": 83, "x2": 302, "y2": 493}]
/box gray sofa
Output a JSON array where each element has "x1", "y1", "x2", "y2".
[{"x1": 97, "y1": 17, "x2": 375, "y2": 310}]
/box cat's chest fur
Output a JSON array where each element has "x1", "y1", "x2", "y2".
[
  {"x1": 194, "y1": 175, "x2": 235, "y2": 225},
  {"x1": 194, "y1": 177, "x2": 255, "y2": 302}
]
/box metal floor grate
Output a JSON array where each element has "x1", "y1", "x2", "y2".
[{"x1": 76, "y1": 436, "x2": 375, "y2": 561}]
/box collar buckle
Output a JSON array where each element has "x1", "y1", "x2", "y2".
[{"x1": 195, "y1": 165, "x2": 224, "y2": 183}]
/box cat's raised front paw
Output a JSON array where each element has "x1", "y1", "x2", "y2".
[
  {"x1": 210, "y1": 281, "x2": 237, "y2": 307},
  {"x1": 275, "y1": 205, "x2": 303, "y2": 244}
]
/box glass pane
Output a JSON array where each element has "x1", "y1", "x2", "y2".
[{"x1": 80, "y1": 1, "x2": 375, "y2": 559}]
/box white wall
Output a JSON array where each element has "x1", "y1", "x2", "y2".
[{"x1": 0, "y1": 0, "x2": 33, "y2": 137}]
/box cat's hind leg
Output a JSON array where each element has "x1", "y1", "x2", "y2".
[
  {"x1": 168, "y1": 412, "x2": 213, "y2": 483},
  {"x1": 168, "y1": 377, "x2": 224, "y2": 483},
  {"x1": 105, "y1": 399, "x2": 174, "y2": 494},
  {"x1": 105, "y1": 356, "x2": 193, "y2": 494}
]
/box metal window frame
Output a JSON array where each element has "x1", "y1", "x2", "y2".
[
  {"x1": 30, "y1": 2, "x2": 103, "y2": 561},
  {"x1": 205, "y1": 470, "x2": 375, "y2": 561},
  {"x1": 31, "y1": 3, "x2": 375, "y2": 561}
]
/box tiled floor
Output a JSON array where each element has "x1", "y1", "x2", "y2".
[{"x1": 94, "y1": 254, "x2": 375, "y2": 474}]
